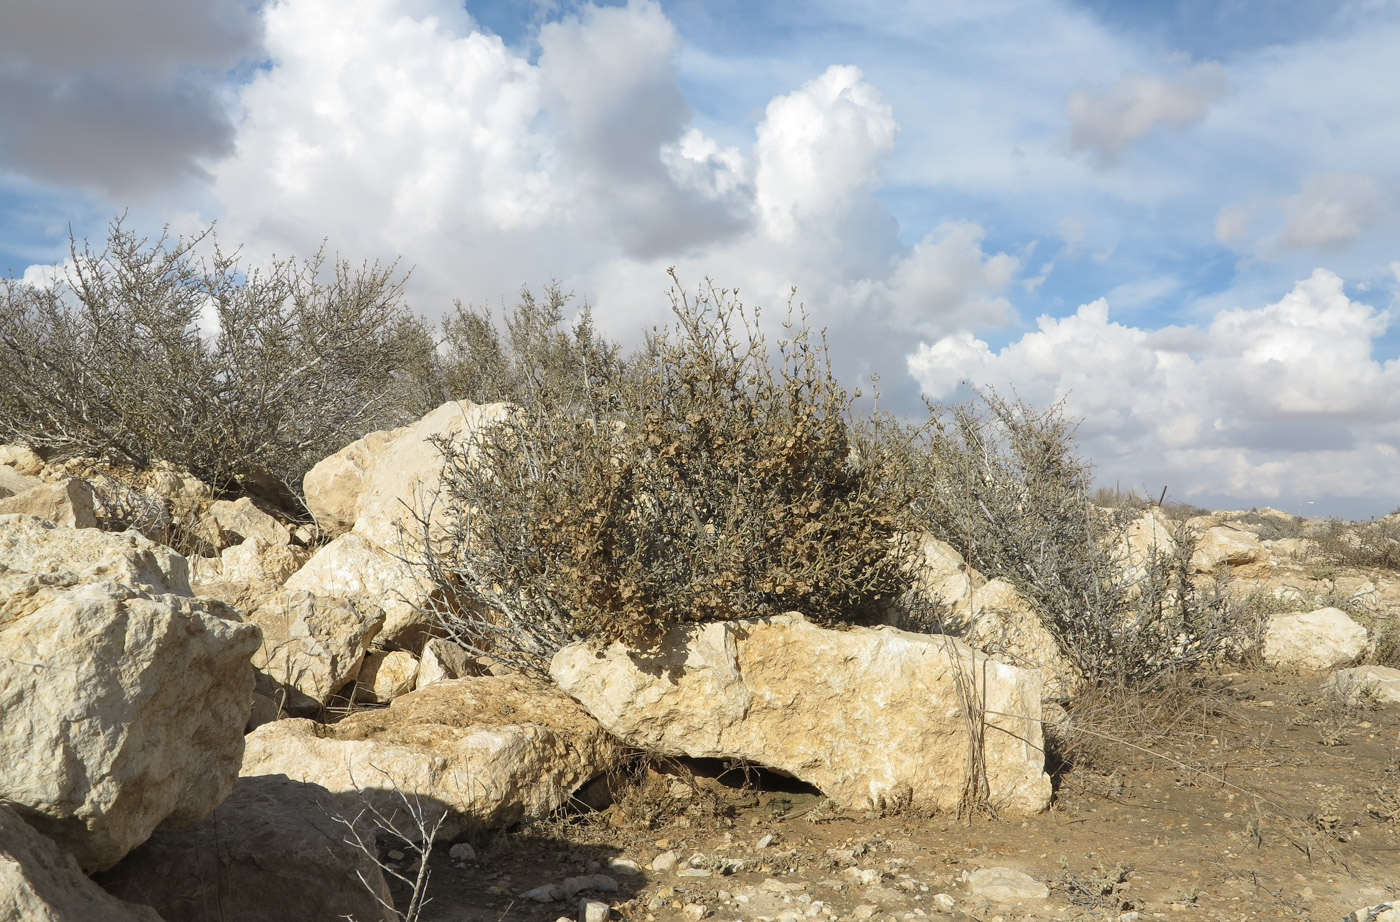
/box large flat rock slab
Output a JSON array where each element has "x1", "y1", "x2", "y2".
[{"x1": 551, "y1": 612, "x2": 1052, "y2": 816}]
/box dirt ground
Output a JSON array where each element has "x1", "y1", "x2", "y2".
[{"x1": 381, "y1": 667, "x2": 1399, "y2": 922}]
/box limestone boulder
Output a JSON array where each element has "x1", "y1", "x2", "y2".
[
  {"x1": 0, "y1": 464, "x2": 42, "y2": 498},
  {"x1": 190, "y1": 537, "x2": 310, "y2": 613},
  {"x1": 194, "y1": 496, "x2": 292, "y2": 550},
  {"x1": 95, "y1": 774, "x2": 393, "y2": 922},
  {"x1": 965, "y1": 579, "x2": 1075, "y2": 697},
  {"x1": 1266, "y1": 536, "x2": 1319, "y2": 561},
  {"x1": 240, "y1": 675, "x2": 623, "y2": 837},
  {"x1": 1113, "y1": 507, "x2": 1176, "y2": 584},
  {"x1": 0, "y1": 443, "x2": 45, "y2": 476},
  {"x1": 0, "y1": 515, "x2": 262, "y2": 872},
  {"x1": 248, "y1": 589, "x2": 384, "y2": 706},
  {"x1": 303, "y1": 399, "x2": 510, "y2": 544},
  {"x1": 907, "y1": 534, "x2": 985, "y2": 613},
  {"x1": 415, "y1": 637, "x2": 475, "y2": 690},
  {"x1": 354, "y1": 650, "x2": 420, "y2": 703},
  {"x1": 1324, "y1": 665, "x2": 1400, "y2": 705},
  {"x1": 0, "y1": 805, "x2": 163, "y2": 922},
  {"x1": 0, "y1": 513, "x2": 191, "y2": 594},
  {"x1": 283, "y1": 531, "x2": 438, "y2": 649},
  {"x1": 1191, "y1": 525, "x2": 1270, "y2": 574},
  {"x1": 1263, "y1": 608, "x2": 1368, "y2": 670},
  {"x1": 551, "y1": 612, "x2": 1052, "y2": 816},
  {"x1": 0, "y1": 478, "x2": 98, "y2": 529}
]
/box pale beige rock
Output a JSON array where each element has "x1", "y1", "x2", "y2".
[
  {"x1": 195, "y1": 496, "x2": 292, "y2": 549},
  {"x1": 283, "y1": 531, "x2": 438, "y2": 649},
  {"x1": 1325, "y1": 665, "x2": 1400, "y2": 705},
  {"x1": 303, "y1": 399, "x2": 510, "y2": 543},
  {"x1": 906, "y1": 533, "x2": 985, "y2": 618},
  {"x1": 354, "y1": 650, "x2": 420, "y2": 703},
  {"x1": 240, "y1": 675, "x2": 623, "y2": 837},
  {"x1": 0, "y1": 443, "x2": 45, "y2": 476},
  {"x1": 0, "y1": 513, "x2": 191, "y2": 595},
  {"x1": 0, "y1": 805, "x2": 163, "y2": 922},
  {"x1": 966, "y1": 867, "x2": 1049, "y2": 902},
  {"x1": 0, "y1": 464, "x2": 42, "y2": 498},
  {"x1": 191, "y1": 537, "x2": 310, "y2": 614},
  {"x1": 95, "y1": 775, "x2": 393, "y2": 922},
  {"x1": 551, "y1": 612, "x2": 1051, "y2": 816},
  {"x1": 248, "y1": 589, "x2": 384, "y2": 705},
  {"x1": 415, "y1": 638, "x2": 475, "y2": 690},
  {"x1": 1114, "y1": 507, "x2": 1176, "y2": 584},
  {"x1": 1191, "y1": 525, "x2": 1270, "y2": 574},
  {"x1": 1266, "y1": 537, "x2": 1319, "y2": 560},
  {"x1": 0, "y1": 516, "x2": 261, "y2": 872},
  {"x1": 965, "y1": 579, "x2": 1075, "y2": 697},
  {"x1": 0, "y1": 478, "x2": 98, "y2": 528},
  {"x1": 1263, "y1": 608, "x2": 1368, "y2": 670}
]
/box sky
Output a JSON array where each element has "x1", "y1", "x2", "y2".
[{"x1": 3, "y1": 0, "x2": 1400, "y2": 518}]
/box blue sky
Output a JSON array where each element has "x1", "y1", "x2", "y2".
[{"x1": 3, "y1": 0, "x2": 1400, "y2": 517}]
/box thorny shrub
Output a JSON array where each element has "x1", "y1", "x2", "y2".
[
  {"x1": 416, "y1": 276, "x2": 927, "y2": 671},
  {"x1": 904, "y1": 391, "x2": 1250, "y2": 692},
  {"x1": 0, "y1": 217, "x2": 433, "y2": 496}
]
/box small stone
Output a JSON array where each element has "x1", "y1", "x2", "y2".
[
  {"x1": 932, "y1": 893, "x2": 956, "y2": 910},
  {"x1": 387, "y1": 849, "x2": 406, "y2": 861},
  {"x1": 651, "y1": 851, "x2": 680, "y2": 873},
  {"x1": 606, "y1": 857, "x2": 642, "y2": 875},
  {"x1": 682, "y1": 904, "x2": 708, "y2": 921},
  {"x1": 449, "y1": 842, "x2": 476, "y2": 863},
  {"x1": 676, "y1": 868, "x2": 712, "y2": 878},
  {"x1": 757, "y1": 834, "x2": 775, "y2": 849},
  {"x1": 852, "y1": 905, "x2": 877, "y2": 920},
  {"x1": 580, "y1": 899, "x2": 610, "y2": 922}
]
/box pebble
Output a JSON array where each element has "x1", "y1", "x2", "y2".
[
  {"x1": 757, "y1": 833, "x2": 775, "y2": 849},
  {"x1": 676, "y1": 868, "x2": 712, "y2": 878},
  {"x1": 521, "y1": 884, "x2": 565, "y2": 903},
  {"x1": 606, "y1": 857, "x2": 643, "y2": 875},
  {"x1": 448, "y1": 842, "x2": 476, "y2": 863},
  {"x1": 651, "y1": 850, "x2": 680, "y2": 873},
  {"x1": 932, "y1": 893, "x2": 957, "y2": 910},
  {"x1": 851, "y1": 905, "x2": 877, "y2": 920},
  {"x1": 681, "y1": 903, "x2": 708, "y2": 920}
]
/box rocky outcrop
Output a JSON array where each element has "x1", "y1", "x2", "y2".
[
  {"x1": 302, "y1": 399, "x2": 510, "y2": 545},
  {"x1": 0, "y1": 464, "x2": 42, "y2": 498},
  {"x1": 904, "y1": 533, "x2": 984, "y2": 622},
  {"x1": 194, "y1": 496, "x2": 292, "y2": 550},
  {"x1": 190, "y1": 536, "x2": 310, "y2": 614},
  {"x1": 0, "y1": 515, "x2": 262, "y2": 871},
  {"x1": 0, "y1": 805, "x2": 163, "y2": 922},
  {"x1": 1263, "y1": 607, "x2": 1368, "y2": 670},
  {"x1": 95, "y1": 775, "x2": 393, "y2": 922},
  {"x1": 282, "y1": 532, "x2": 436, "y2": 649},
  {"x1": 248, "y1": 589, "x2": 384, "y2": 706},
  {"x1": 0, "y1": 477, "x2": 98, "y2": 528},
  {"x1": 551, "y1": 612, "x2": 1052, "y2": 816},
  {"x1": 240, "y1": 675, "x2": 623, "y2": 837},
  {"x1": 0, "y1": 443, "x2": 45, "y2": 476}
]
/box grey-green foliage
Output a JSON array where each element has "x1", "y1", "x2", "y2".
[
  {"x1": 909, "y1": 390, "x2": 1246, "y2": 691},
  {"x1": 0, "y1": 217, "x2": 433, "y2": 496},
  {"x1": 416, "y1": 277, "x2": 926, "y2": 672}
]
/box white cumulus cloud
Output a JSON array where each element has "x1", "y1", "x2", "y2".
[{"x1": 908, "y1": 269, "x2": 1400, "y2": 504}]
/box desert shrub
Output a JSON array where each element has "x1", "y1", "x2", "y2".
[
  {"x1": 416, "y1": 278, "x2": 925, "y2": 670},
  {"x1": 1314, "y1": 518, "x2": 1400, "y2": 571},
  {"x1": 906, "y1": 390, "x2": 1248, "y2": 691},
  {"x1": 0, "y1": 217, "x2": 434, "y2": 496},
  {"x1": 435, "y1": 283, "x2": 621, "y2": 411}
]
